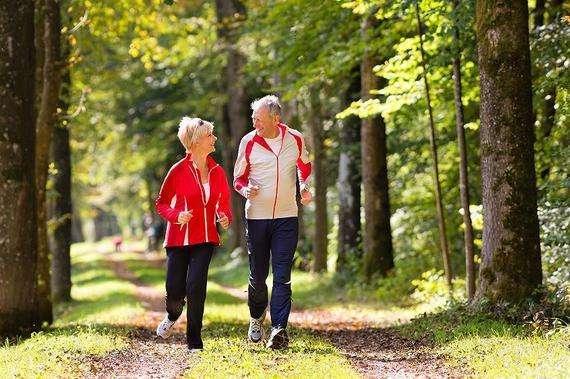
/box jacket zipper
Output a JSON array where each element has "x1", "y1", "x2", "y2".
[{"x1": 272, "y1": 156, "x2": 279, "y2": 218}]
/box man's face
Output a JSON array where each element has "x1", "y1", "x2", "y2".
[{"x1": 252, "y1": 107, "x2": 277, "y2": 136}]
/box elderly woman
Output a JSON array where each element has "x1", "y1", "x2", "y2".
[{"x1": 155, "y1": 117, "x2": 232, "y2": 352}]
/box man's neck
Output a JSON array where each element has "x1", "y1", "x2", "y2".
[{"x1": 261, "y1": 124, "x2": 280, "y2": 139}]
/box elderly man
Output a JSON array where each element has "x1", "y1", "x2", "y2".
[{"x1": 233, "y1": 95, "x2": 312, "y2": 349}]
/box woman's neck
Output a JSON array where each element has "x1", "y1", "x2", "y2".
[{"x1": 190, "y1": 150, "x2": 208, "y2": 169}]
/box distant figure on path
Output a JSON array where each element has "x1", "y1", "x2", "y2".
[
  {"x1": 155, "y1": 117, "x2": 232, "y2": 352},
  {"x1": 233, "y1": 95, "x2": 312, "y2": 349},
  {"x1": 112, "y1": 235, "x2": 123, "y2": 252}
]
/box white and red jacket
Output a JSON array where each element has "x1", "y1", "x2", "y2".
[
  {"x1": 233, "y1": 123, "x2": 312, "y2": 219},
  {"x1": 156, "y1": 154, "x2": 233, "y2": 247}
]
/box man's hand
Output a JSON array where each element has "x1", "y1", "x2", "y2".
[
  {"x1": 217, "y1": 212, "x2": 230, "y2": 230},
  {"x1": 245, "y1": 184, "x2": 260, "y2": 199},
  {"x1": 300, "y1": 189, "x2": 312, "y2": 205},
  {"x1": 177, "y1": 210, "x2": 193, "y2": 224}
]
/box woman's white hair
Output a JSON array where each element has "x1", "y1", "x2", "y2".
[
  {"x1": 177, "y1": 117, "x2": 213, "y2": 152},
  {"x1": 251, "y1": 95, "x2": 282, "y2": 117}
]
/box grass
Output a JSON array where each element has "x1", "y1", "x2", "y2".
[
  {"x1": 396, "y1": 307, "x2": 570, "y2": 378},
  {"x1": 119, "y1": 249, "x2": 359, "y2": 378},
  {"x1": 211, "y1": 255, "x2": 570, "y2": 378},
  {"x1": 3, "y1": 241, "x2": 568, "y2": 378},
  {"x1": 0, "y1": 241, "x2": 142, "y2": 377},
  {"x1": 209, "y1": 256, "x2": 429, "y2": 325}
]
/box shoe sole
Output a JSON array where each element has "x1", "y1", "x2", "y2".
[
  {"x1": 266, "y1": 332, "x2": 289, "y2": 349},
  {"x1": 248, "y1": 332, "x2": 264, "y2": 343}
]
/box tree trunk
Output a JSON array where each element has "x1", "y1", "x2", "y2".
[
  {"x1": 215, "y1": 0, "x2": 248, "y2": 254},
  {"x1": 309, "y1": 90, "x2": 328, "y2": 272},
  {"x1": 535, "y1": 0, "x2": 561, "y2": 181},
  {"x1": 415, "y1": 2, "x2": 452, "y2": 289},
  {"x1": 49, "y1": 69, "x2": 72, "y2": 303},
  {"x1": 451, "y1": 0, "x2": 476, "y2": 300},
  {"x1": 337, "y1": 68, "x2": 362, "y2": 272},
  {"x1": 361, "y1": 14, "x2": 394, "y2": 280},
  {"x1": 475, "y1": 0, "x2": 542, "y2": 304},
  {"x1": 0, "y1": 0, "x2": 40, "y2": 336},
  {"x1": 35, "y1": 0, "x2": 62, "y2": 325},
  {"x1": 534, "y1": 0, "x2": 546, "y2": 28},
  {"x1": 71, "y1": 211, "x2": 84, "y2": 243}
]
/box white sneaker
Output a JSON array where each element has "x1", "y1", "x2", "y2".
[
  {"x1": 156, "y1": 315, "x2": 176, "y2": 339},
  {"x1": 248, "y1": 310, "x2": 266, "y2": 343}
]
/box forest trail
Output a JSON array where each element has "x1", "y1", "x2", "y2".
[
  {"x1": 85, "y1": 251, "x2": 191, "y2": 378},
  {"x1": 85, "y1": 249, "x2": 465, "y2": 378}
]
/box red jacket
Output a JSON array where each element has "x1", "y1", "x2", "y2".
[{"x1": 155, "y1": 154, "x2": 233, "y2": 247}]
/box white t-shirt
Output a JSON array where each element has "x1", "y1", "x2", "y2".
[
  {"x1": 264, "y1": 130, "x2": 282, "y2": 154},
  {"x1": 203, "y1": 182, "x2": 210, "y2": 203}
]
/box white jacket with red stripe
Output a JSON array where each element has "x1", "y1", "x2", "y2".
[{"x1": 233, "y1": 123, "x2": 312, "y2": 220}]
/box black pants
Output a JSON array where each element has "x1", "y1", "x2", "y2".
[{"x1": 165, "y1": 243, "x2": 213, "y2": 348}]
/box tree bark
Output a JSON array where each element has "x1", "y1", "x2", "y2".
[
  {"x1": 361, "y1": 14, "x2": 394, "y2": 280},
  {"x1": 0, "y1": 0, "x2": 40, "y2": 336},
  {"x1": 35, "y1": 0, "x2": 62, "y2": 325},
  {"x1": 451, "y1": 0, "x2": 476, "y2": 300},
  {"x1": 337, "y1": 68, "x2": 362, "y2": 272},
  {"x1": 215, "y1": 0, "x2": 248, "y2": 253},
  {"x1": 309, "y1": 90, "x2": 328, "y2": 272},
  {"x1": 415, "y1": 2, "x2": 452, "y2": 288},
  {"x1": 475, "y1": 0, "x2": 542, "y2": 303},
  {"x1": 49, "y1": 69, "x2": 72, "y2": 303}
]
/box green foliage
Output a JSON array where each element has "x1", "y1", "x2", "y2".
[
  {"x1": 539, "y1": 203, "x2": 570, "y2": 289},
  {"x1": 66, "y1": 0, "x2": 567, "y2": 312}
]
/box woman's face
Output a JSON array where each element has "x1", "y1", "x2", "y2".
[{"x1": 193, "y1": 128, "x2": 217, "y2": 154}]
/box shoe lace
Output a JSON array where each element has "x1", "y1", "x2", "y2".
[{"x1": 250, "y1": 318, "x2": 261, "y2": 332}]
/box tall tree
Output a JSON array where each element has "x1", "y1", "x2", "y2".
[
  {"x1": 415, "y1": 1, "x2": 452, "y2": 288},
  {"x1": 475, "y1": 0, "x2": 542, "y2": 303},
  {"x1": 337, "y1": 68, "x2": 362, "y2": 272},
  {"x1": 49, "y1": 69, "x2": 72, "y2": 303},
  {"x1": 534, "y1": 0, "x2": 562, "y2": 181},
  {"x1": 361, "y1": 12, "x2": 394, "y2": 280},
  {"x1": 309, "y1": 89, "x2": 328, "y2": 272},
  {"x1": 35, "y1": 0, "x2": 63, "y2": 324},
  {"x1": 0, "y1": 0, "x2": 40, "y2": 336},
  {"x1": 451, "y1": 0, "x2": 476, "y2": 300},
  {"x1": 215, "y1": 0, "x2": 248, "y2": 252}
]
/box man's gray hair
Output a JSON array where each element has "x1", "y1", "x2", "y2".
[{"x1": 251, "y1": 95, "x2": 282, "y2": 117}]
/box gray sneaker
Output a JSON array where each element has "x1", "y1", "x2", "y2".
[
  {"x1": 266, "y1": 326, "x2": 289, "y2": 350},
  {"x1": 248, "y1": 311, "x2": 266, "y2": 343}
]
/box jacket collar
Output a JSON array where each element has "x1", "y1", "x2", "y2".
[
  {"x1": 185, "y1": 153, "x2": 219, "y2": 171},
  {"x1": 252, "y1": 123, "x2": 287, "y2": 152}
]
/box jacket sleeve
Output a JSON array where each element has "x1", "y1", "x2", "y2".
[
  {"x1": 155, "y1": 166, "x2": 181, "y2": 224},
  {"x1": 233, "y1": 137, "x2": 249, "y2": 198},
  {"x1": 296, "y1": 133, "x2": 312, "y2": 190},
  {"x1": 217, "y1": 169, "x2": 233, "y2": 224}
]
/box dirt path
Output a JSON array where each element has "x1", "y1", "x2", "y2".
[
  {"x1": 88, "y1": 250, "x2": 465, "y2": 378},
  {"x1": 219, "y1": 284, "x2": 465, "y2": 378},
  {"x1": 85, "y1": 251, "x2": 191, "y2": 378}
]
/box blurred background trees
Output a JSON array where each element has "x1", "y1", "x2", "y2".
[{"x1": 1, "y1": 0, "x2": 568, "y2": 335}]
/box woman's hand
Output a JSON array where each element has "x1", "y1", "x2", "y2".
[
  {"x1": 177, "y1": 210, "x2": 193, "y2": 224},
  {"x1": 217, "y1": 212, "x2": 230, "y2": 230}
]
